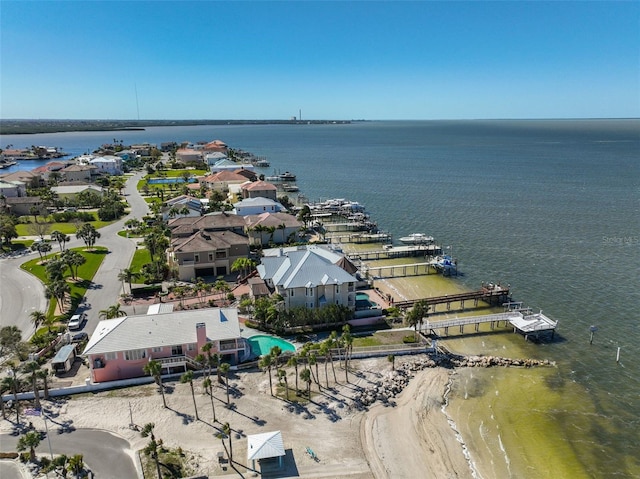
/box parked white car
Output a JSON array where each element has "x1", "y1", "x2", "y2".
[{"x1": 68, "y1": 313, "x2": 85, "y2": 331}]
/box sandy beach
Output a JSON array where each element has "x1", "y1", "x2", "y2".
[{"x1": 2, "y1": 356, "x2": 474, "y2": 479}]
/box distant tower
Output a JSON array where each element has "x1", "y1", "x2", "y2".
[{"x1": 299, "y1": 109, "x2": 302, "y2": 121}]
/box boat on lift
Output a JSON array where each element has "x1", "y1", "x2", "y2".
[{"x1": 399, "y1": 233, "x2": 435, "y2": 245}]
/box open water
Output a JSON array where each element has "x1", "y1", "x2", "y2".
[{"x1": 2, "y1": 119, "x2": 639, "y2": 477}]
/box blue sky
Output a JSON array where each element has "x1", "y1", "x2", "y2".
[{"x1": 1, "y1": 1, "x2": 638, "y2": 120}]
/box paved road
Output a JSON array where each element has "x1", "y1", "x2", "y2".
[
  {"x1": 0, "y1": 428, "x2": 138, "y2": 478},
  {"x1": 0, "y1": 172, "x2": 148, "y2": 337}
]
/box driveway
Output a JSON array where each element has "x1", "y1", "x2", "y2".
[
  {"x1": 0, "y1": 172, "x2": 148, "y2": 338},
  {"x1": 0, "y1": 429, "x2": 138, "y2": 478}
]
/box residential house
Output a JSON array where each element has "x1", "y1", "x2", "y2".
[
  {"x1": 0, "y1": 170, "x2": 42, "y2": 188},
  {"x1": 233, "y1": 168, "x2": 258, "y2": 182},
  {"x1": 205, "y1": 152, "x2": 228, "y2": 168},
  {"x1": 241, "y1": 180, "x2": 277, "y2": 201},
  {"x1": 162, "y1": 195, "x2": 204, "y2": 220},
  {"x1": 60, "y1": 164, "x2": 97, "y2": 182},
  {"x1": 83, "y1": 308, "x2": 247, "y2": 383},
  {"x1": 176, "y1": 148, "x2": 203, "y2": 163},
  {"x1": 256, "y1": 245, "x2": 357, "y2": 311},
  {"x1": 169, "y1": 229, "x2": 250, "y2": 281},
  {"x1": 90, "y1": 156, "x2": 123, "y2": 175},
  {"x1": 168, "y1": 212, "x2": 247, "y2": 238},
  {"x1": 202, "y1": 171, "x2": 249, "y2": 195},
  {"x1": 2, "y1": 196, "x2": 46, "y2": 217},
  {"x1": 0, "y1": 180, "x2": 26, "y2": 198},
  {"x1": 203, "y1": 139, "x2": 228, "y2": 153},
  {"x1": 31, "y1": 161, "x2": 68, "y2": 182},
  {"x1": 51, "y1": 184, "x2": 105, "y2": 200},
  {"x1": 233, "y1": 197, "x2": 285, "y2": 216},
  {"x1": 245, "y1": 212, "x2": 302, "y2": 246}
]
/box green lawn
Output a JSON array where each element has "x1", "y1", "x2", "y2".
[
  {"x1": 16, "y1": 216, "x2": 115, "y2": 236},
  {"x1": 130, "y1": 247, "x2": 152, "y2": 274},
  {"x1": 21, "y1": 246, "x2": 108, "y2": 319}
]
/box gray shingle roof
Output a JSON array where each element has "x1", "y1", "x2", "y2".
[{"x1": 83, "y1": 308, "x2": 240, "y2": 355}]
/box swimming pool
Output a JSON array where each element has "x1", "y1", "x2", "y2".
[
  {"x1": 247, "y1": 335, "x2": 296, "y2": 357},
  {"x1": 147, "y1": 177, "x2": 198, "y2": 185},
  {"x1": 355, "y1": 292, "x2": 378, "y2": 310}
]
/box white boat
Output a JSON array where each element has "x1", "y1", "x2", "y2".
[{"x1": 399, "y1": 233, "x2": 434, "y2": 244}]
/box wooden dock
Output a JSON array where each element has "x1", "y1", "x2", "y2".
[
  {"x1": 424, "y1": 310, "x2": 558, "y2": 341},
  {"x1": 394, "y1": 284, "x2": 511, "y2": 312},
  {"x1": 361, "y1": 260, "x2": 439, "y2": 279},
  {"x1": 327, "y1": 232, "x2": 392, "y2": 244},
  {"x1": 347, "y1": 244, "x2": 442, "y2": 261}
]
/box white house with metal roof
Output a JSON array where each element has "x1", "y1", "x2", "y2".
[
  {"x1": 82, "y1": 308, "x2": 246, "y2": 383},
  {"x1": 256, "y1": 246, "x2": 357, "y2": 310},
  {"x1": 233, "y1": 197, "x2": 285, "y2": 216}
]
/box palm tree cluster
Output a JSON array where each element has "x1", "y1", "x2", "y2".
[
  {"x1": 170, "y1": 278, "x2": 231, "y2": 309},
  {"x1": 258, "y1": 324, "x2": 355, "y2": 402},
  {"x1": 252, "y1": 298, "x2": 351, "y2": 334}
]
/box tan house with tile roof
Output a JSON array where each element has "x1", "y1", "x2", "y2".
[
  {"x1": 202, "y1": 170, "x2": 249, "y2": 192},
  {"x1": 0, "y1": 170, "x2": 42, "y2": 187},
  {"x1": 245, "y1": 212, "x2": 303, "y2": 246},
  {"x1": 168, "y1": 211, "x2": 247, "y2": 238},
  {"x1": 241, "y1": 180, "x2": 277, "y2": 201},
  {"x1": 168, "y1": 229, "x2": 250, "y2": 281},
  {"x1": 60, "y1": 164, "x2": 98, "y2": 182}
]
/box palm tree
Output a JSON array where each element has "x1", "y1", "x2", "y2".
[
  {"x1": 328, "y1": 331, "x2": 338, "y2": 382},
  {"x1": 143, "y1": 360, "x2": 167, "y2": 408},
  {"x1": 37, "y1": 368, "x2": 50, "y2": 399},
  {"x1": 223, "y1": 422, "x2": 233, "y2": 461},
  {"x1": 278, "y1": 368, "x2": 289, "y2": 400},
  {"x1": 287, "y1": 355, "x2": 299, "y2": 393},
  {"x1": 202, "y1": 377, "x2": 217, "y2": 422},
  {"x1": 141, "y1": 423, "x2": 162, "y2": 479},
  {"x1": 219, "y1": 362, "x2": 231, "y2": 404},
  {"x1": 308, "y1": 352, "x2": 320, "y2": 390},
  {"x1": 118, "y1": 268, "x2": 140, "y2": 295},
  {"x1": 342, "y1": 324, "x2": 353, "y2": 383},
  {"x1": 67, "y1": 454, "x2": 84, "y2": 478},
  {"x1": 259, "y1": 354, "x2": 274, "y2": 396},
  {"x1": 98, "y1": 304, "x2": 126, "y2": 319},
  {"x1": 76, "y1": 223, "x2": 100, "y2": 250},
  {"x1": 51, "y1": 230, "x2": 70, "y2": 252},
  {"x1": 387, "y1": 354, "x2": 396, "y2": 371},
  {"x1": 300, "y1": 368, "x2": 312, "y2": 399},
  {"x1": 180, "y1": 370, "x2": 199, "y2": 420},
  {"x1": 22, "y1": 361, "x2": 42, "y2": 409},
  {"x1": 319, "y1": 342, "x2": 331, "y2": 388},
  {"x1": 1, "y1": 374, "x2": 20, "y2": 423},
  {"x1": 17, "y1": 430, "x2": 41, "y2": 462},
  {"x1": 46, "y1": 279, "x2": 70, "y2": 313},
  {"x1": 30, "y1": 310, "x2": 46, "y2": 332},
  {"x1": 201, "y1": 342, "x2": 214, "y2": 378},
  {"x1": 62, "y1": 249, "x2": 85, "y2": 280}
]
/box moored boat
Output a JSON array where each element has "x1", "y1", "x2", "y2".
[{"x1": 399, "y1": 233, "x2": 434, "y2": 244}]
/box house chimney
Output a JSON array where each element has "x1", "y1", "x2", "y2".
[{"x1": 196, "y1": 322, "x2": 207, "y2": 351}]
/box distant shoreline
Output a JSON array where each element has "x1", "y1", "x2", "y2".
[{"x1": 0, "y1": 119, "x2": 354, "y2": 135}]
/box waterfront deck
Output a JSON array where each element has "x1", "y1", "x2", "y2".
[
  {"x1": 361, "y1": 260, "x2": 440, "y2": 279},
  {"x1": 424, "y1": 310, "x2": 557, "y2": 341},
  {"x1": 395, "y1": 284, "x2": 511, "y2": 311},
  {"x1": 347, "y1": 244, "x2": 442, "y2": 261}
]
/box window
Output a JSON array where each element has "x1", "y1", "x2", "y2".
[
  {"x1": 187, "y1": 343, "x2": 196, "y2": 351},
  {"x1": 194, "y1": 254, "x2": 199, "y2": 263},
  {"x1": 171, "y1": 345, "x2": 183, "y2": 356},
  {"x1": 208, "y1": 253, "x2": 214, "y2": 262},
  {"x1": 124, "y1": 349, "x2": 146, "y2": 361},
  {"x1": 306, "y1": 288, "x2": 314, "y2": 297},
  {"x1": 290, "y1": 290, "x2": 294, "y2": 297},
  {"x1": 215, "y1": 250, "x2": 226, "y2": 259},
  {"x1": 152, "y1": 347, "x2": 162, "y2": 353},
  {"x1": 336, "y1": 285, "x2": 340, "y2": 294},
  {"x1": 105, "y1": 352, "x2": 117, "y2": 361}
]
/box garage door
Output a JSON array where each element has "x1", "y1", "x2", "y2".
[{"x1": 195, "y1": 267, "x2": 215, "y2": 277}]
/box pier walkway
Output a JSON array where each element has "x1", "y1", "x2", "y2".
[
  {"x1": 424, "y1": 310, "x2": 558, "y2": 340},
  {"x1": 347, "y1": 244, "x2": 442, "y2": 261},
  {"x1": 361, "y1": 260, "x2": 439, "y2": 279},
  {"x1": 394, "y1": 285, "x2": 511, "y2": 311}
]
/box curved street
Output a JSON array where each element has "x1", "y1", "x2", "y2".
[
  {"x1": 0, "y1": 171, "x2": 148, "y2": 337},
  {"x1": 0, "y1": 428, "x2": 138, "y2": 478}
]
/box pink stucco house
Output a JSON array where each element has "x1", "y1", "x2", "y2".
[{"x1": 82, "y1": 308, "x2": 247, "y2": 383}]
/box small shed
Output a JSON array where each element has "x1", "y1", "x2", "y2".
[
  {"x1": 247, "y1": 430, "x2": 285, "y2": 470},
  {"x1": 51, "y1": 344, "x2": 77, "y2": 374}
]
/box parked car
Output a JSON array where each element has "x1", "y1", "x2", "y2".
[
  {"x1": 71, "y1": 331, "x2": 88, "y2": 342},
  {"x1": 68, "y1": 313, "x2": 85, "y2": 331}
]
